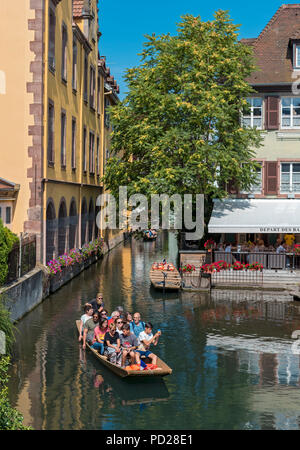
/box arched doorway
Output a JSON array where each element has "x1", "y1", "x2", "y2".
[
  {"x1": 46, "y1": 201, "x2": 56, "y2": 264},
  {"x1": 81, "y1": 197, "x2": 88, "y2": 246},
  {"x1": 88, "y1": 198, "x2": 95, "y2": 242},
  {"x1": 69, "y1": 199, "x2": 78, "y2": 250},
  {"x1": 58, "y1": 199, "x2": 67, "y2": 255}
]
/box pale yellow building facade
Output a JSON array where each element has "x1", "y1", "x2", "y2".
[{"x1": 0, "y1": 0, "x2": 119, "y2": 263}]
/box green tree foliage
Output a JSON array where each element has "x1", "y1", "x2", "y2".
[
  {"x1": 0, "y1": 298, "x2": 30, "y2": 430},
  {"x1": 0, "y1": 219, "x2": 19, "y2": 286},
  {"x1": 103, "y1": 11, "x2": 262, "y2": 217},
  {"x1": 0, "y1": 297, "x2": 15, "y2": 354},
  {"x1": 0, "y1": 356, "x2": 31, "y2": 430}
]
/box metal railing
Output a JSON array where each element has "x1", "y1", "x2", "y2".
[
  {"x1": 213, "y1": 251, "x2": 299, "y2": 271},
  {"x1": 210, "y1": 267, "x2": 264, "y2": 287},
  {"x1": 6, "y1": 235, "x2": 36, "y2": 284}
]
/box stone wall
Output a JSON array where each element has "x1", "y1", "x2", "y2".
[
  {"x1": 1, "y1": 267, "x2": 46, "y2": 323},
  {"x1": 1, "y1": 231, "x2": 130, "y2": 322}
]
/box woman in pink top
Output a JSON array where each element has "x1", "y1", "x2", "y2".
[{"x1": 91, "y1": 318, "x2": 108, "y2": 354}]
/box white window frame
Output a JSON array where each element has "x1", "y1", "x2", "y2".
[
  {"x1": 281, "y1": 97, "x2": 300, "y2": 129},
  {"x1": 240, "y1": 163, "x2": 262, "y2": 194},
  {"x1": 242, "y1": 97, "x2": 263, "y2": 129},
  {"x1": 251, "y1": 164, "x2": 263, "y2": 193},
  {"x1": 294, "y1": 44, "x2": 300, "y2": 69},
  {"x1": 280, "y1": 162, "x2": 300, "y2": 193}
]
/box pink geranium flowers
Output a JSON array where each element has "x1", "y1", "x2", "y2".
[{"x1": 46, "y1": 237, "x2": 104, "y2": 275}]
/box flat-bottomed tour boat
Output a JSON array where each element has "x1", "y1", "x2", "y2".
[
  {"x1": 76, "y1": 321, "x2": 172, "y2": 378},
  {"x1": 149, "y1": 261, "x2": 181, "y2": 291}
]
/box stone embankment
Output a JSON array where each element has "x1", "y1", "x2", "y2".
[{"x1": 1, "y1": 232, "x2": 128, "y2": 322}]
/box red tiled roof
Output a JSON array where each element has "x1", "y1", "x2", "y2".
[
  {"x1": 99, "y1": 57, "x2": 120, "y2": 94},
  {"x1": 245, "y1": 4, "x2": 300, "y2": 84},
  {"x1": 73, "y1": 0, "x2": 84, "y2": 18}
]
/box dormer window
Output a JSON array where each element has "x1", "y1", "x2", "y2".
[{"x1": 293, "y1": 42, "x2": 300, "y2": 69}]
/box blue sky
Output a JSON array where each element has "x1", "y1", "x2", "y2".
[{"x1": 98, "y1": 1, "x2": 293, "y2": 100}]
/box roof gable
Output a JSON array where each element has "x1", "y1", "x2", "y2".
[
  {"x1": 246, "y1": 4, "x2": 300, "y2": 84},
  {"x1": 0, "y1": 177, "x2": 16, "y2": 189}
]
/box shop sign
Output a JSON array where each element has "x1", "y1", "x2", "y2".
[{"x1": 260, "y1": 227, "x2": 300, "y2": 233}]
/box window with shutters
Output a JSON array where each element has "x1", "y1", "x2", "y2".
[
  {"x1": 6, "y1": 207, "x2": 11, "y2": 225},
  {"x1": 264, "y1": 162, "x2": 278, "y2": 195},
  {"x1": 281, "y1": 97, "x2": 300, "y2": 128},
  {"x1": 49, "y1": 6, "x2": 56, "y2": 71},
  {"x1": 242, "y1": 98, "x2": 263, "y2": 129},
  {"x1": 71, "y1": 118, "x2": 76, "y2": 169},
  {"x1": 265, "y1": 96, "x2": 279, "y2": 130},
  {"x1": 84, "y1": 52, "x2": 88, "y2": 102},
  {"x1": 61, "y1": 110, "x2": 66, "y2": 167},
  {"x1": 89, "y1": 131, "x2": 95, "y2": 174},
  {"x1": 96, "y1": 136, "x2": 100, "y2": 175},
  {"x1": 61, "y1": 24, "x2": 67, "y2": 82},
  {"x1": 83, "y1": 126, "x2": 87, "y2": 172},
  {"x1": 280, "y1": 163, "x2": 300, "y2": 193},
  {"x1": 72, "y1": 37, "x2": 77, "y2": 90},
  {"x1": 48, "y1": 100, "x2": 55, "y2": 164}
]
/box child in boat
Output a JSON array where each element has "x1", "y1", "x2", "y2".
[
  {"x1": 136, "y1": 322, "x2": 161, "y2": 367},
  {"x1": 104, "y1": 322, "x2": 122, "y2": 364},
  {"x1": 120, "y1": 323, "x2": 139, "y2": 368},
  {"x1": 116, "y1": 317, "x2": 125, "y2": 336},
  {"x1": 78, "y1": 303, "x2": 94, "y2": 342},
  {"x1": 92, "y1": 318, "x2": 108, "y2": 354},
  {"x1": 82, "y1": 311, "x2": 99, "y2": 349}
]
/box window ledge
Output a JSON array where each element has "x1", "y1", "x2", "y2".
[
  {"x1": 48, "y1": 161, "x2": 55, "y2": 168},
  {"x1": 276, "y1": 131, "x2": 300, "y2": 140},
  {"x1": 61, "y1": 77, "x2": 67, "y2": 86},
  {"x1": 72, "y1": 87, "x2": 77, "y2": 95},
  {"x1": 61, "y1": 165, "x2": 66, "y2": 171},
  {"x1": 49, "y1": 65, "x2": 56, "y2": 75}
]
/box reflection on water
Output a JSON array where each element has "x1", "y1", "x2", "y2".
[{"x1": 8, "y1": 231, "x2": 300, "y2": 430}]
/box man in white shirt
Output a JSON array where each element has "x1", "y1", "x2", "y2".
[{"x1": 136, "y1": 322, "x2": 161, "y2": 367}]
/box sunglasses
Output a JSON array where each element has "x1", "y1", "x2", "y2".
[{"x1": 116, "y1": 321, "x2": 123, "y2": 324}]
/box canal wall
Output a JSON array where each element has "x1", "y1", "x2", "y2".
[
  {"x1": 1, "y1": 266, "x2": 46, "y2": 323},
  {"x1": 0, "y1": 231, "x2": 129, "y2": 322}
]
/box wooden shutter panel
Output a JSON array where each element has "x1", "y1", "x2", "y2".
[
  {"x1": 265, "y1": 96, "x2": 279, "y2": 130},
  {"x1": 227, "y1": 179, "x2": 238, "y2": 194},
  {"x1": 264, "y1": 161, "x2": 278, "y2": 195}
]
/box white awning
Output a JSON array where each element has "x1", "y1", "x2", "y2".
[{"x1": 208, "y1": 198, "x2": 300, "y2": 234}]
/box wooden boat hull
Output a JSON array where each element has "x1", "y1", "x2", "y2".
[
  {"x1": 76, "y1": 321, "x2": 172, "y2": 378},
  {"x1": 149, "y1": 268, "x2": 181, "y2": 290}
]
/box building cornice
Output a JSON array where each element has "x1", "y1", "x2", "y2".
[
  {"x1": 251, "y1": 83, "x2": 293, "y2": 93},
  {"x1": 72, "y1": 23, "x2": 92, "y2": 54}
]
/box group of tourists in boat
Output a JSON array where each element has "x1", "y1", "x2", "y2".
[
  {"x1": 78, "y1": 293, "x2": 162, "y2": 371},
  {"x1": 144, "y1": 229, "x2": 157, "y2": 240},
  {"x1": 151, "y1": 259, "x2": 176, "y2": 272}
]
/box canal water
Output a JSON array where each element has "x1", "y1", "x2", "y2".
[{"x1": 8, "y1": 232, "x2": 300, "y2": 430}]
